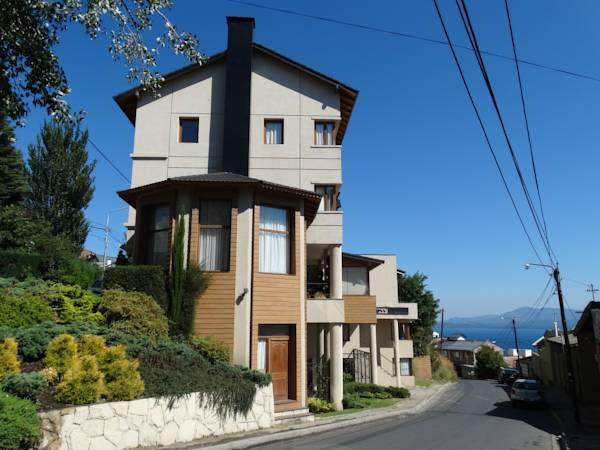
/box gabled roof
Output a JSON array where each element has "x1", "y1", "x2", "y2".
[
  {"x1": 117, "y1": 172, "x2": 322, "y2": 222},
  {"x1": 442, "y1": 340, "x2": 500, "y2": 352},
  {"x1": 113, "y1": 43, "x2": 358, "y2": 144}
]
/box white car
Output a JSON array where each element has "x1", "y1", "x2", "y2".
[{"x1": 510, "y1": 379, "x2": 544, "y2": 407}]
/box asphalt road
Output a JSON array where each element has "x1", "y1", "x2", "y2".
[{"x1": 256, "y1": 380, "x2": 562, "y2": 450}]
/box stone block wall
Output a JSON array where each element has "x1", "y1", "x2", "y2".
[{"x1": 39, "y1": 384, "x2": 274, "y2": 450}]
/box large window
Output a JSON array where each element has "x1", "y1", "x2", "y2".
[
  {"x1": 342, "y1": 267, "x2": 369, "y2": 295},
  {"x1": 199, "y1": 201, "x2": 231, "y2": 271},
  {"x1": 314, "y1": 121, "x2": 335, "y2": 145},
  {"x1": 147, "y1": 205, "x2": 170, "y2": 266},
  {"x1": 315, "y1": 185, "x2": 338, "y2": 211},
  {"x1": 264, "y1": 119, "x2": 283, "y2": 144},
  {"x1": 259, "y1": 206, "x2": 290, "y2": 274},
  {"x1": 179, "y1": 117, "x2": 199, "y2": 143}
]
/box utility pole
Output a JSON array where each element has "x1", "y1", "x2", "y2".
[
  {"x1": 553, "y1": 266, "x2": 581, "y2": 424},
  {"x1": 512, "y1": 318, "x2": 521, "y2": 375},
  {"x1": 587, "y1": 283, "x2": 598, "y2": 301},
  {"x1": 440, "y1": 308, "x2": 445, "y2": 353},
  {"x1": 102, "y1": 213, "x2": 110, "y2": 272}
]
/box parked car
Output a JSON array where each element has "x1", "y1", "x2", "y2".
[
  {"x1": 498, "y1": 368, "x2": 519, "y2": 384},
  {"x1": 510, "y1": 379, "x2": 544, "y2": 407}
]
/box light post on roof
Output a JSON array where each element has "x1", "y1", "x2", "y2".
[{"x1": 524, "y1": 262, "x2": 580, "y2": 423}]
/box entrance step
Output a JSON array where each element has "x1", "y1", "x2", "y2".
[{"x1": 274, "y1": 407, "x2": 315, "y2": 425}]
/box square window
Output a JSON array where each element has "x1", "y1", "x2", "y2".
[
  {"x1": 314, "y1": 121, "x2": 335, "y2": 145},
  {"x1": 264, "y1": 119, "x2": 283, "y2": 144},
  {"x1": 179, "y1": 117, "x2": 199, "y2": 143},
  {"x1": 315, "y1": 185, "x2": 338, "y2": 211}
]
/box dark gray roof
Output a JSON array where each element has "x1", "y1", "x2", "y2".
[
  {"x1": 442, "y1": 340, "x2": 500, "y2": 352},
  {"x1": 170, "y1": 172, "x2": 261, "y2": 184},
  {"x1": 546, "y1": 334, "x2": 578, "y2": 346}
]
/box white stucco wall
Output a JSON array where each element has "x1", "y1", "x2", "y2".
[
  {"x1": 38, "y1": 385, "x2": 274, "y2": 450},
  {"x1": 364, "y1": 255, "x2": 399, "y2": 307}
]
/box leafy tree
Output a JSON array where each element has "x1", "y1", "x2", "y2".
[
  {"x1": 26, "y1": 120, "x2": 95, "y2": 248},
  {"x1": 398, "y1": 272, "x2": 439, "y2": 356},
  {"x1": 1, "y1": 0, "x2": 203, "y2": 122},
  {"x1": 0, "y1": 116, "x2": 27, "y2": 207},
  {"x1": 475, "y1": 345, "x2": 505, "y2": 379}
]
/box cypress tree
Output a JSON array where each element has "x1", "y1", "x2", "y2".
[
  {"x1": 26, "y1": 120, "x2": 96, "y2": 248},
  {"x1": 0, "y1": 115, "x2": 28, "y2": 207}
]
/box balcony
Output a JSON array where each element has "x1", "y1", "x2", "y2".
[
  {"x1": 307, "y1": 298, "x2": 344, "y2": 323},
  {"x1": 306, "y1": 211, "x2": 342, "y2": 245}
]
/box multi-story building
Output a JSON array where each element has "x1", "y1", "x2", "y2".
[{"x1": 115, "y1": 17, "x2": 416, "y2": 413}]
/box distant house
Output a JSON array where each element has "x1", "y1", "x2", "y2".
[
  {"x1": 441, "y1": 340, "x2": 503, "y2": 374},
  {"x1": 447, "y1": 333, "x2": 466, "y2": 341},
  {"x1": 574, "y1": 302, "x2": 600, "y2": 405}
]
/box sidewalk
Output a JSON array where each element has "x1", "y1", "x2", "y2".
[
  {"x1": 546, "y1": 387, "x2": 600, "y2": 450},
  {"x1": 156, "y1": 382, "x2": 456, "y2": 450}
]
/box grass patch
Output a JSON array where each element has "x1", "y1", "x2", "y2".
[{"x1": 316, "y1": 398, "x2": 399, "y2": 417}]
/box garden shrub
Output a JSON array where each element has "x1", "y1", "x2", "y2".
[
  {"x1": 374, "y1": 391, "x2": 393, "y2": 399},
  {"x1": 103, "y1": 265, "x2": 167, "y2": 310},
  {"x1": 0, "y1": 292, "x2": 54, "y2": 327},
  {"x1": 189, "y1": 336, "x2": 231, "y2": 364},
  {"x1": 55, "y1": 355, "x2": 104, "y2": 405},
  {"x1": 39, "y1": 367, "x2": 58, "y2": 386},
  {"x1": 343, "y1": 382, "x2": 386, "y2": 395},
  {"x1": 94, "y1": 344, "x2": 144, "y2": 400},
  {"x1": 1, "y1": 373, "x2": 47, "y2": 401},
  {"x1": 342, "y1": 394, "x2": 366, "y2": 409},
  {"x1": 0, "y1": 251, "x2": 45, "y2": 279},
  {"x1": 307, "y1": 397, "x2": 335, "y2": 413},
  {"x1": 44, "y1": 283, "x2": 104, "y2": 324},
  {"x1": 237, "y1": 366, "x2": 272, "y2": 387},
  {"x1": 171, "y1": 264, "x2": 209, "y2": 338},
  {"x1": 0, "y1": 392, "x2": 40, "y2": 450},
  {"x1": 44, "y1": 334, "x2": 77, "y2": 378},
  {"x1": 0, "y1": 337, "x2": 20, "y2": 380},
  {"x1": 99, "y1": 289, "x2": 169, "y2": 338},
  {"x1": 385, "y1": 386, "x2": 410, "y2": 398},
  {"x1": 78, "y1": 335, "x2": 107, "y2": 358}
]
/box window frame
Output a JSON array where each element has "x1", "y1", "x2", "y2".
[
  {"x1": 258, "y1": 204, "x2": 293, "y2": 275},
  {"x1": 145, "y1": 204, "x2": 170, "y2": 266},
  {"x1": 315, "y1": 184, "x2": 339, "y2": 211},
  {"x1": 179, "y1": 117, "x2": 199, "y2": 143},
  {"x1": 263, "y1": 119, "x2": 284, "y2": 145},
  {"x1": 198, "y1": 200, "x2": 232, "y2": 272},
  {"x1": 314, "y1": 120, "x2": 336, "y2": 146}
]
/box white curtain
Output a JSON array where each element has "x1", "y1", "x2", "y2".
[
  {"x1": 400, "y1": 359, "x2": 411, "y2": 376},
  {"x1": 259, "y1": 206, "x2": 289, "y2": 273},
  {"x1": 315, "y1": 122, "x2": 334, "y2": 145},
  {"x1": 265, "y1": 121, "x2": 282, "y2": 144},
  {"x1": 257, "y1": 339, "x2": 267, "y2": 371},
  {"x1": 342, "y1": 267, "x2": 368, "y2": 295},
  {"x1": 200, "y1": 228, "x2": 230, "y2": 271}
]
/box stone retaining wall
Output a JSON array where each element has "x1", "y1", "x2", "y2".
[{"x1": 39, "y1": 384, "x2": 274, "y2": 450}]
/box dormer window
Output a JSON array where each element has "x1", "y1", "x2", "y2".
[
  {"x1": 314, "y1": 121, "x2": 335, "y2": 145},
  {"x1": 179, "y1": 117, "x2": 199, "y2": 143},
  {"x1": 264, "y1": 119, "x2": 283, "y2": 144}
]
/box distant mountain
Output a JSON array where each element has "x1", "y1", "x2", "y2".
[{"x1": 440, "y1": 307, "x2": 580, "y2": 330}]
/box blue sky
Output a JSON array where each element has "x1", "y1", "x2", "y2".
[{"x1": 13, "y1": 0, "x2": 600, "y2": 318}]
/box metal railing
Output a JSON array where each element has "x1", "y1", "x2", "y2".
[{"x1": 343, "y1": 349, "x2": 372, "y2": 384}]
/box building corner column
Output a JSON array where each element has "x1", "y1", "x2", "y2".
[
  {"x1": 330, "y1": 245, "x2": 342, "y2": 299},
  {"x1": 369, "y1": 323, "x2": 379, "y2": 385},
  {"x1": 393, "y1": 319, "x2": 402, "y2": 387},
  {"x1": 330, "y1": 323, "x2": 344, "y2": 410}
]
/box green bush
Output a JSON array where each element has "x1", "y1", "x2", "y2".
[
  {"x1": 343, "y1": 382, "x2": 410, "y2": 399},
  {"x1": 476, "y1": 345, "x2": 505, "y2": 379},
  {"x1": 0, "y1": 292, "x2": 54, "y2": 327},
  {"x1": 385, "y1": 386, "x2": 410, "y2": 399},
  {"x1": 171, "y1": 264, "x2": 209, "y2": 337},
  {"x1": 343, "y1": 382, "x2": 387, "y2": 395},
  {"x1": 0, "y1": 392, "x2": 40, "y2": 450},
  {"x1": 1, "y1": 373, "x2": 47, "y2": 401},
  {"x1": 44, "y1": 334, "x2": 78, "y2": 378},
  {"x1": 55, "y1": 355, "x2": 104, "y2": 405},
  {"x1": 100, "y1": 346, "x2": 144, "y2": 401},
  {"x1": 189, "y1": 336, "x2": 231, "y2": 364},
  {"x1": 44, "y1": 283, "x2": 104, "y2": 324},
  {"x1": 99, "y1": 289, "x2": 168, "y2": 338},
  {"x1": 307, "y1": 397, "x2": 335, "y2": 413},
  {"x1": 58, "y1": 257, "x2": 101, "y2": 289},
  {"x1": 0, "y1": 337, "x2": 20, "y2": 380},
  {"x1": 235, "y1": 366, "x2": 272, "y2": 387},
  {"x1": 342, "y1": 393, "x2": 367, "y2": 409},
  {"x1": 104, "y1": 266, "x2": 167, "y2": 310},
  {"x1": 0, "y1": 251, "x2": 45, "y2": 279},
  {"x1": 78, "y1": 335, "x2": 107, "y2": 358},
  {"x1": 374, "y1": 391, "x2": 393, "y2": 399}
]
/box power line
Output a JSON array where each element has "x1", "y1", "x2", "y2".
[
  {"x1": 88, "y1": 138, "x2": 130, "y2": 184},
  {"x1": 503, "y1": 0, "x2": 552, "y2": 258},
  {"x1": 225, "y1": 0, "x2": 600, "y2": 84},
  {"x1": 431, "y1": 0, "x2": 546, "y2": 265},
  {"x1": 455, "y1": 0, "x2": 555, "y2": 265}
]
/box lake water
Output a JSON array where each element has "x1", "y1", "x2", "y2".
[{"x1": 434, "y1": 325, "x2": 547, "y2": 351}]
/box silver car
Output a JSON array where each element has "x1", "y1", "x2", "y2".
[{"x1": 510, "y1": 379, "x2": 544, "y2": 407}]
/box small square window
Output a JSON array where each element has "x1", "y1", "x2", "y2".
[
  {"x1": 264, "y1": 119, "x2": 284, "y2": 144},
  {"x1": 315, "y1": 121, "x2": 335, "y2": 145},
  {"x1": 179, "y1": 117, "x2": 199, "y2": 143}
]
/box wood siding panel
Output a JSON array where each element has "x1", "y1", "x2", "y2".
[
  {"x1": 344, "y1": 295, "x2": 377, "y2": 324},
  {"x1": 193, "y1": 206, "x2": 238, "y2": 349},
  {"x1": 251, "y1": 204, "x2": 303, "y2": 407}
]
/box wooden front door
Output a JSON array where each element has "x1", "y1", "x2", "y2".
[{"x1": 268, "y1": 337, "x2": 289, "y2": 401}]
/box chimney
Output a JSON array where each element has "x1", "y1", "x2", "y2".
[{"x1": 222, "y1": 17, "x2": 255, "y2": 175}]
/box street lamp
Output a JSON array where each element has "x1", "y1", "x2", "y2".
[{"x1": 524, "y1": 262, "x2": 580, "y2": 423}]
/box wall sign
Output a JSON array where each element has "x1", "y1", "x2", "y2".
[{"x1": 376, "y1": 307, "x2": 409, "y2": 316}]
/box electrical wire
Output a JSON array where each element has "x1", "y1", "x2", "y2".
[
  {"x1": 431, "y1": 0, "x2": 546, "y2": 265},
  {"x1": 88, "y1": 138, "x2": 130, "y2": 184},
  {"x1": 225, "y1": 0, "x2": 600, "y2": 84}
]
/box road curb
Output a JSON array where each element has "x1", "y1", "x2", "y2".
[{"x1": 189, "y1": 383, "x2": 456, "y2": 450}]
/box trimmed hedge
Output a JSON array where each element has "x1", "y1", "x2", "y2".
[
  {"x1": 103, "y1": 266, "x2": 167, "y2": 310},
  {"x1": 0, "y1": 392, "x2": 40, "y2": 450},
  {"x1": 344, "y1": 382, "x2": 410, "y2": 399},
  {"x1": 189, "y1": 336, "x2": 231, "y2": 364}
]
